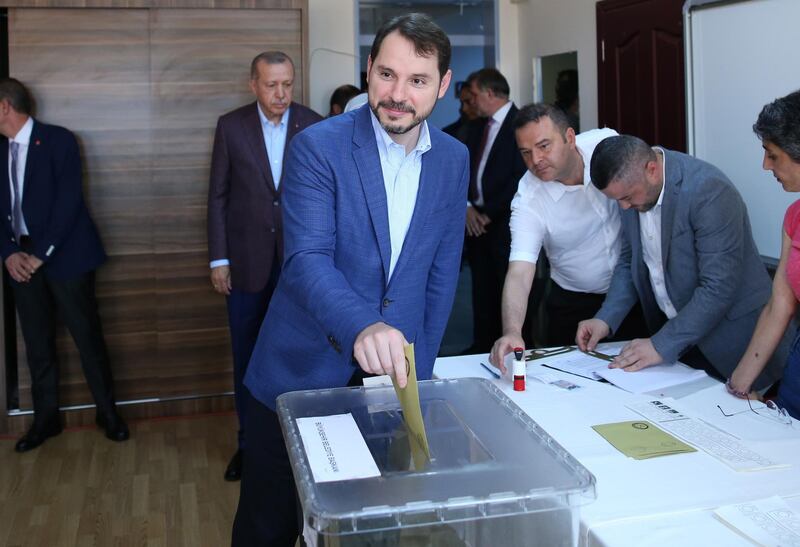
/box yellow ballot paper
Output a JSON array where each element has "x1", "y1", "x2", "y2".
[
  {"x1": 592, "y1": 420, "x2": 696, "y2": 460},
  {"x1": 391, "y1": 344, "x2": 431, "y2": 468}
]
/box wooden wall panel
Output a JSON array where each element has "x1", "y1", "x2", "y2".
[
  {"x1": 10, "y1": 8, "x2": 154, "y2": 411},
  {"x1": 4, "y1": 4, "x2": 308, "y2": 428}
]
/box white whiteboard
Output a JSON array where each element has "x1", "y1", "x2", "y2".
[{"x1": 685, "y1": 0, "x2": 800, "y2": 259}]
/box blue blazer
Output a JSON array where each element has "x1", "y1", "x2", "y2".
[
  {"x1": 596, "y1": 148, "x2": 793, "y2": 389},
  {"x1": 0, "y1": 120, "x2": 105, "y2": 280},
  {"x1": 245, "y1": 105, "x2": 470, "y2": 409}
]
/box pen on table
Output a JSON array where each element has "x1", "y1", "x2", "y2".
[{"x1": 479, "y1": 362, "x2": 501, "y2": 379}]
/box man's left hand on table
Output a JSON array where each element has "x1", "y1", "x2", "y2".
[{"x1": 609, "y1": 338, "x2": 664, "y2": 371}]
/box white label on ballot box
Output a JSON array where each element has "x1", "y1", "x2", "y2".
[{"x1": 296, "y1": 413, "x2": 381, "y2": 483}]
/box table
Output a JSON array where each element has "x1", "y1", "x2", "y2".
[{"x1": 434, "y1": 351, "x2": 800, "y2": 546}]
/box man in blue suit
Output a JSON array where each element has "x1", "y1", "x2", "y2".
[
  {"x1": 577, "y1": 134, "x2": 793, "y2": 388},
  {"x1": 0, "y1": 78, "x2": 128, "y2": 452},
  {"x1": 232, "y1": 13, "x2": 469, "y2": 546}
]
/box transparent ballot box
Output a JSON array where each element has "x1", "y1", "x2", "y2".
[{"x1": 277, "y1": 378, "x2": 596, "y2": 547}]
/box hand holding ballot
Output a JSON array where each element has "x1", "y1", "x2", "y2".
[{"x1": 354, "y1": 322, "x2": 409, "y2": 388}]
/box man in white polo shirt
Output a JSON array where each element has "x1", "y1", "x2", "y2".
[{"x1": 490, "y1": 103, "x2": 643, "y2": 369}]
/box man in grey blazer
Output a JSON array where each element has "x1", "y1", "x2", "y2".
[
  {"x1": 576, "y1": 134, "x2": 793, "y2": 390},
  {"x1": 207, "y1": 51, "x2": 322, "y2": 481}
]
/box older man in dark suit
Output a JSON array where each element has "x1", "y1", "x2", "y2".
[
  {"x1": 207, "y1": 51, "x2": 322, "y2": 481},
  {"x1": 0, "y1": 78, "x2": 128, "y2": 452}
]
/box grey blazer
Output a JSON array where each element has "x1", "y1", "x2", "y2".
[{"x1": 596, "y1": 148, "x2": 794, "y2": 390}]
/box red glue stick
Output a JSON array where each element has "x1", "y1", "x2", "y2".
[{"x1": 512, "y1": 346, "x2": 525, "y2": 391}]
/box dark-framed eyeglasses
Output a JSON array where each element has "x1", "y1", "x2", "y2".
[{"x1": 717, "y1": 397, "x2": 792, "y2": 426}]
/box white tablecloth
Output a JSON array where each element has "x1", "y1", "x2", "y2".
[{"x1": 434, "y1": 352, "x2": 800, "y2": 547}]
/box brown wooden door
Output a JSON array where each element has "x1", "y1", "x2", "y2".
[{"x1": 597, "y1": 0, "x2": 686, "y2": 151}]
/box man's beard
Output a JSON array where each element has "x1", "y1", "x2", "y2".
[{"x1": 371, "y1": 100, "x2": 425, "y2": 135}]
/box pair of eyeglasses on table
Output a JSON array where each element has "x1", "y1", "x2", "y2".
[{"x1": 717, "y1": 397, "x2": 793, "y2": 426}]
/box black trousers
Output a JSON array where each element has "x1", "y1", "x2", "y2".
[
  {"x1": 11, "y1": 267, "x2": 115, "y2": 424},
  {"x1": 465, "y1": 219, "x2": 510, "y2": 352},
  {"x1": 232, "y1": 373, "x2": 365, "y2": 546},
  {"x1": 226, "y1": 256, "x2": 281, "y2": 450},
  {"x1": 232, "y1": 389, "x2": 300, "y2": 547},
  {"x1": 544, "y1": 281, "x2": 649, "y2": 347}
]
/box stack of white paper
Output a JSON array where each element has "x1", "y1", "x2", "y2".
[
  {"x1": 538, "y1": 349, "x2": 707, "y2": 393},
  {"x1": 714, "y1": 496, "x2": 800, "y2": 546}
]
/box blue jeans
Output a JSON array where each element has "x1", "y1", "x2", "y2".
[
  {"x1": 776, "y1": 330, "x2": 800, "y2": 420},
  {"x1": 226, "y1": 260, "x2": 281, "y2": 449}
]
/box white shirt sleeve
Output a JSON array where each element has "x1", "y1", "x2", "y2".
[{"x1": 508, "y1": 180, "x2": 546, "y2": 264}]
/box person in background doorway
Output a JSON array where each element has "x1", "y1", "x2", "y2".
[
  {"x1": 554, "y1": 69, "x2": 579, "y2": 132},
  {"x1": 329, "y1": 84, "x2": 361, "y2": 117}
]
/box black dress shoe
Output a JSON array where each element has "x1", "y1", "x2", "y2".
[
  {"x1": 225, "y1": 449, "x2": 242, "y2": 481},
  {"x1": 15, "y1": 421, "x2": 63, "y2": 453},
  {"x1": 96, "y1": 410, "x2": 130, "y2": 442}
]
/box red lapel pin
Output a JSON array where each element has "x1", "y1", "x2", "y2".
[{"x1": 34, "y1": 139, "x2": 41, "y2": 146}]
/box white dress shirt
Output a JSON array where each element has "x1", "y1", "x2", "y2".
[
  {"x1": 8, "y1": 116, "x2": 33, "y2": 237},
  {"x1": 473, "y1": 100, "x2": 513, "y2": 207},
  {"x1": 508, "y1": 128, "x2": 621, "y2": 293},
  {"x1": 258, "y1": 104, "x2": 289, "y2": 189},
  {"x1": 639, "y1": 147, "x2": 677, "y2": 318},
  {"x1": 370, "y1": 110, "x2": 431, "y2": 281},
  {"x1": 209, "y1": 105, "x2": 290, "y2": 269}
]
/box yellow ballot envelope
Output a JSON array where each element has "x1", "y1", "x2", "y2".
[
  {"x1": 592, "y1": 420, "x2": 696, "y2": 460},
  {"x1": 390, "y1": 344, "x2": 431, "y2": 469}
]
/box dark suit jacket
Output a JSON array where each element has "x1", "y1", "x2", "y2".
[
  {"x1": 207, "y1": 101, "x2": 322, "y2": 292},
  {"x1": 468, "y1": 103, "x2": 526, "y2": 223},
  {"x1": 0, "y1": 119, "x2": 105, "y2": 281},
  {"x1": 244, "y1": 105, "x2": 469, "y2": 408},
  {"x1": 442, "y1": 116, "x2": 482, "y2": 145},
  {"x1": 596, "y1": 148, "x2": 794, "y2": 389}
]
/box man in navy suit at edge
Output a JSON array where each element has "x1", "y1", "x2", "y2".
[
  {"x1": 231, "y1": 13, "x2": 470, "y2": 546},
  {"x1": 0, "y1": 78, "x2": 129, "y2": 453}
]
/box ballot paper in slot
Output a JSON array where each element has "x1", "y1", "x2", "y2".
[{"x1": 390, "y1": 344, "x2": 431, "y2": 469}]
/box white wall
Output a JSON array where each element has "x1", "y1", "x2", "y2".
[
  {"x1": 511, "y1": 0, "x2": 600, "y2": 129},
  {"x1": 308, "y1": 0, "x2": 358, "y2": 116},
  {"x1": 496, "y1": 0, "x2": 523, "y2": 106},
  {"x1": 307, "y1": 0, "x2": 601, "y2": 126}
]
